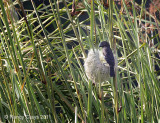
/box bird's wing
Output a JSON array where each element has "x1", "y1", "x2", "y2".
[{"x1": 104, "y1": 48, "x2": 115, "y2": 66}]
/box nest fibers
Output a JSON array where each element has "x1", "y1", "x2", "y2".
[{"x1": 84, "y1": 49, "x2": 110, "y2": 83}]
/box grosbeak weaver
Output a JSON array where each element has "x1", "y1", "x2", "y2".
[{"x1": 99, "y1": 41, "x2": 115, "y2": 77}]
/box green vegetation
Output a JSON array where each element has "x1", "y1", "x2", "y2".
[{"x1": 0, "y1": 0, "x2": 160, "y2": 122}]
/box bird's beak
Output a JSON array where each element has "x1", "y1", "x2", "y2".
[{"x1": 99, "y1": 42, "x2": 102, "y2": 47}]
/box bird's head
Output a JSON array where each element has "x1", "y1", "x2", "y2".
[{"x1": 99, "y1": 41, "x2": 110, "y2": 48}]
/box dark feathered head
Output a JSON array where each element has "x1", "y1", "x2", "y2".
[{"x1": 99, "y1": 41, "x2": 110, "y2": 48}]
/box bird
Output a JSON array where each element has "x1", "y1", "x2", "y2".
[{"x1": 99, "y1": 41, "x2": 115, "y2": 77}]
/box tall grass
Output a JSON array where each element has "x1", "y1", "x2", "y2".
[{"x1": 0, "y1": 0, "x2": 160, "y2": 122}]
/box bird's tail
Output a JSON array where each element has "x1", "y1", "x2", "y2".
[{"x1": 110, "y1": 66, "x2": 115, "y2": 77}]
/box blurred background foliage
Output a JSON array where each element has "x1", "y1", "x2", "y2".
[{"x1": 0, "y1": 0, "x2": 160, "y2": 122}]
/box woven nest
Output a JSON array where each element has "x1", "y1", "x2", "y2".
[{"x1": 84, "y1": 49, "x2": 110, "y2": 83}]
